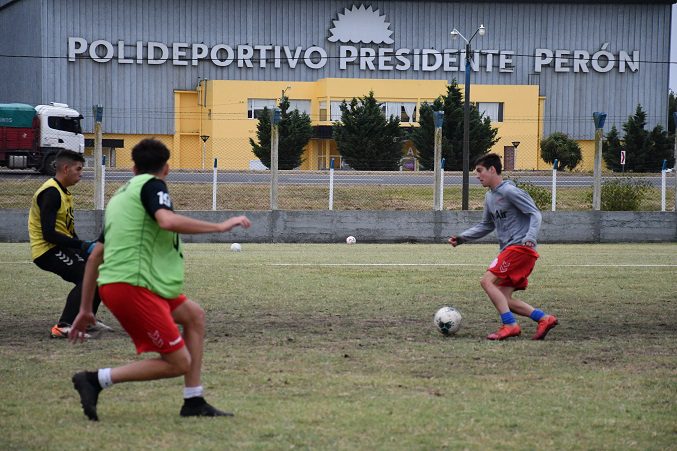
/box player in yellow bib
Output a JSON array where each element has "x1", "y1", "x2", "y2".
[
  {"x1": 28, "y1": 150, "x2": 112, "y2": 338},
  {"x1": 69, "y1": 139, "x2": 251, "y2": 421}
]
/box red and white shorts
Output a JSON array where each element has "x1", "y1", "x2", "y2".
[
  {"x1": 488, "y1": 245, "x2": 539, "y2": 290},
  {"x1": 99, "y1": 283, "x2": 187, "y2": 354}
]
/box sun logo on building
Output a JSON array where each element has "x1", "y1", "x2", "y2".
[{"x1": 328, "y1": 4, "x2": 394, "y2": 44}]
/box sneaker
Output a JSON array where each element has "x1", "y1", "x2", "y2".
[
  {"x1": 51, "y1": 324, "x2": 90, "y2": 339},
  {"x1": 72, "y1": 372, "x2": 102, "y2": 421},
  {"x1": 532, "y1": 315, "x2": 559, "y2": 340},
  {"x1": 180, "y1": 397, "x2": 234, "y2": 417},
  {"x1": 486, "y1": 324, "x2": 522, "y2": 341},
  {"x1": 87, "y1": 320, "x2": 114, "y2": 333}
]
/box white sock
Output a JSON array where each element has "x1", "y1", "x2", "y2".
[
  {"x1": 98, "y1": 368, "x2": 113, "y2": 389},
  {"x1": 183, "y1": 385, "x2": 204, "y2": 399}
]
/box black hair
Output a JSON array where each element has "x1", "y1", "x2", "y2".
[
  {"x1": 131, "y1": 138, "x2": 170, "y2": 174},
  {"x1": 473, "y1": 153, "x2": 502, "y2": 175},
  {"x1": 55, "y1": 149, "x2": 85, "y2": 168}
]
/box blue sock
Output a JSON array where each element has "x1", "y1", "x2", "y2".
[
  {"x1": 500, "y1": 311, "x2": 516, "y2": 325},
  {"x1": 530, "y1": 309, "x2": 546, "y2": 322}
]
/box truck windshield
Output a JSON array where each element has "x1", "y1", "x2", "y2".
[{"x1": 48, "y1": 116, "x2": 82, "y2": 134}]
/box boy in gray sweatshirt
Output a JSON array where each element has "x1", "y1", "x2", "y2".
[{"x1": 449, "y1": 153, "x2": 558, "y2": 340}]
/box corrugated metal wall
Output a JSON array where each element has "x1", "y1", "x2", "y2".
[{"x1": 0, "y1": 0, "x2": 671, "y2": 138}]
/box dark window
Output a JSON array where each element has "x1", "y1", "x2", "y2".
[{"x1": 48, "y1": 116, "x2": 82, "y2": 134}]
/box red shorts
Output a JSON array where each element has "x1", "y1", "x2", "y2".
[
  {"x1": 99, "y1": 283, "x2": 187, "y2": 354},
  {"x1": 488, "y1": 245, "x2": 539, "y2": 290}
]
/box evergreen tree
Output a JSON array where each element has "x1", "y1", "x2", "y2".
[
  {"x1": 602, "y1": 125, "x2": 623, "y2": 171},
  {"x1": 410, "y1": 81, "x2": 498, "y2": 170},
  {"x1": 540, "y1": 132, "x2": 582, "y2": 171},
  {"x1": 646, "y1": 124, "x2": 674, "y2": 171},
  {"x1": 333, "y1": 91, "x2": 404, "y2": 170},
  {"x1": 621, "y1": 105, "x2": 649, "y2": 171},
  {"x1": 250, "y1": 96, "x2": 313, "y2": 170}
]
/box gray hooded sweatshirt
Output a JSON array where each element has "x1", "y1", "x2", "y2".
[{"x1": 459, "y1": 180, "x2": 542, "y2": 250}]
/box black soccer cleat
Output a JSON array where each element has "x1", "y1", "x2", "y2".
[
  {"x1": 180, "y1": 397, "x2": 234, "y2": 417},
  {"x1": 72, "y1": 371, "x2": 102, "y2": 421}
]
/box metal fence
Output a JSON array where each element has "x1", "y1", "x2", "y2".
[{"x1": 2, "y1": 167, "x2": 675, "y2": 212}]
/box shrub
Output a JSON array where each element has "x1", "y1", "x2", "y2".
[
  {"x1": 585, "y1": 178, "x2": 651, "y2": 211},
  {"x1": 540, "y1": 132, "x2": 583, "y2": 171},
  {"x1": 513, "y1": 180, "x2": 551, "y2": 210}
]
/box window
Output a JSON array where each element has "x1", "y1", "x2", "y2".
[
  {"x1": 476, "y1": 102, "x2": 504, "y2": 122},
  {"x1": 247, "y1": 99, "x2": 276, "y2": 119},
  {"x1": 330, "y1": 101, "x2": 343, "y2": 121},
  {"x1": 47, "y1": 116, "x2": 82, "y2": 133},
  {"x1": 380, "y1": 102, "x2": 417, "y2": 123},
  {"x1": 319, "y1": 100, "x2": 344, "y2": 121},
  {"x1": 287, "y1": 100, "x2": 311, "y2": 115}
]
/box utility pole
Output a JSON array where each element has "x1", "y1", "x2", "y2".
[
  {"x1": 673, "y1": 112, "x2": 677, "y2": 211},
  {"x1": 433, "y1": 111, "x2": 444, "y2": 210},
  {"x1": 93, "y1": 105, "x2": 103, "y2": 210},
  {"x1": 270, "y1": 108, "x2": 281, "y2": 210},
  {"x1": 592, "y1": 112, "x2": 607, "y2": 211}
]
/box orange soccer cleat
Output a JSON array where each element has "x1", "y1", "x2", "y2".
[
  {"x1": 486, "y1": 324, "x2": 522, "y2": 340},
  {"x1": 532, "y1": 315, "x2": 559, "y2": 340}
]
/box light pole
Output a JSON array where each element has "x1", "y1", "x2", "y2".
[
  {"x1": 451, "y1": 24, "x2": 485, "y2": 210},
  {"x1": 511, "y1": 141, "x2": 520, "y2": 170}
]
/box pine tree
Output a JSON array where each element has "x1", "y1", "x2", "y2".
[
  {"x1": 540, "y1": 132, "x2": 582, "y2": 171},
  {"x1": 410, "y1": 81, "x2": 498, "y2": 171},
  {"x1": 622, "y1": 105, "x2": 649, "y2": 171},
  {"x1": 602, "y1": 125, "x2": 623, "y2": 171},
  {"x1": 250, "y1": 96, "x2": 313, "y2": 170},
  {"x1": 645, "y1": 124, "x2": 674, "y2": 171},
  {"x1": 333, "y1": 91, "x2": 404, "y2": 171}
]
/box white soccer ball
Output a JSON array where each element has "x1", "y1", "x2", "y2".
[
  {"x1": 230, "y1": 243, "x2": 242, "y2": 252},
  {"x1": 346, "y1": 236, "x2": 356, "y2": 244},
  {"x1": 433, "y1": 306, "x2": 463, "y2": 336}
]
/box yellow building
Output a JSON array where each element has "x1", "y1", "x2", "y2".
[{"x1": 88, "y1": 78, "x2": 578, "y2": 171}]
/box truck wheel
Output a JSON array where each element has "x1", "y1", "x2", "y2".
[{"x1": 41, "y1": 153, "x2": 57, "y2": 175}]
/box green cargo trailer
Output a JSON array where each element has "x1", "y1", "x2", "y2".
[{"x1": 0, "y1": 103, "x2": 37, "y2": 128}]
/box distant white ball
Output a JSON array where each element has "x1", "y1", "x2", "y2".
[
  {"x1": 230, "y1": 243, "x2": 242, "y2": 252},
  {"x1": 433, "y1": 306, "x2": 463, "y2": 336},
  {"x1": 346, "y1": 236, "x2": 356, "y2": 244}
]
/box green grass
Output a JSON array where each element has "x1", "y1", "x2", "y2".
[{"x1": 0, "y1": 243, "x2": 675, "y2": 450}]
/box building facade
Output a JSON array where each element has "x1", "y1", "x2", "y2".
[{"x1": 0, "y1": 0, "x2": 672, "y2": 170}]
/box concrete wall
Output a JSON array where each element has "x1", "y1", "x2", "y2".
[{"x1": 2, "y1": 209, "x2": 675, "y2": 244}]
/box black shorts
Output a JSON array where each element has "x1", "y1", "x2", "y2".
[{"x1": 34, "y1": 247, "x2": 87, "y2": 285}]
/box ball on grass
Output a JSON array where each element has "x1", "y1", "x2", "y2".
[
  {"x1": 230, "y1": 243, "x2": 242, "y2": 252},
  {"x1": 346, "y1": 236, "x2": 356, "y2": 244}
]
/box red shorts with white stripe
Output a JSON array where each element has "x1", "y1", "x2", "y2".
[
  {"x1": 99, "y1": 283, "x2": 187, "y2": 354},
  {"x1": 488, "y1": 245, "x2": 539, "y2": 290}
]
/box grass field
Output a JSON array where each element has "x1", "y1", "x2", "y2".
[{"x1": 0, "y1": 243, "x2": 675, "y2": 450}]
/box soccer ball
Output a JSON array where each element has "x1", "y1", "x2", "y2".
[
  {"x1": 433, "y1": 306, "x2": 463, "y2": 336},
  {"x1": 346, "y1": 235, "x2": 356, "y2": 244},
  {"x1": 230, "y1": 243, "x2": 242, "y2": 252}
]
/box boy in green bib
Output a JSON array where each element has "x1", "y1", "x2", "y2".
[{"x1": 69, "y1": 139, "x2": 251, "y2": 421}]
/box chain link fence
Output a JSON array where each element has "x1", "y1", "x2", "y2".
[{"x1": 1, "y1": 135, "x2": 675, "y2": 212}]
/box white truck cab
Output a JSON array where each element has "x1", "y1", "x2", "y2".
[{"x1": 34, "y1": 102, "x2": 85, "y2": 155}]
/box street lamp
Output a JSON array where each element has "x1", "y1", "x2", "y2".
[{"x1": 451, "y1": 24, "x2": 486, "y2": 210}]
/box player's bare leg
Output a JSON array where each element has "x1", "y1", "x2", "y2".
[
  {"x1": 499, "y1": 286, "x2": 535, "y2": 317},
  {"x1": 172, "y1": 299, "x2": 233, "y2": 417},
  {"x1": 480, "y1": 272, "x2": 521, "y2": 340},
  {"x1": 480, "y1": 272, "x2": 510, "y2": 313},
  {"x1": 498, "y1": 286, "x2": 558, "y2": 340}
]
